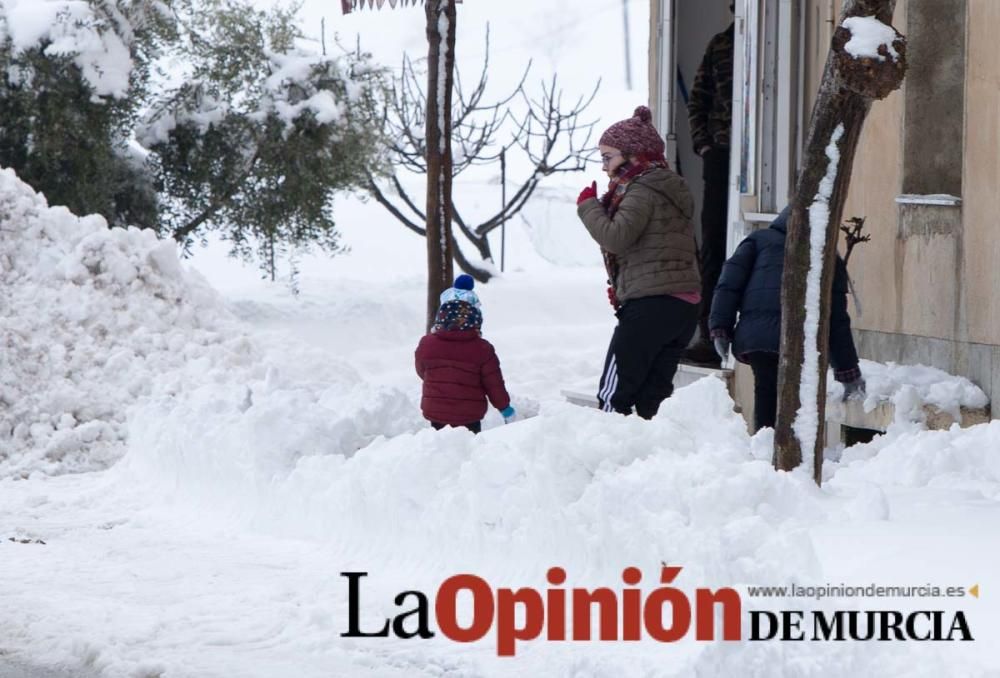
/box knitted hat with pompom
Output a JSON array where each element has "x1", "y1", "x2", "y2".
[
  {"x1": 440, "y1": 274, "x2": 481, "y2": 310},
  {"x1": 598, "y1": 106, "x2": 665, "y2": 160},
  {"x1": 432, "y1": 300, "x2": 482, "y2": 333}
]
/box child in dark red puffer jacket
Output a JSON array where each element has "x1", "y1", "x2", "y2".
[{"x1": 415, "y1": 276, "x2": 514, "y2": 433}]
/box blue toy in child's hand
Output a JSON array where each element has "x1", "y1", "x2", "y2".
[{"x1": 713, "y1": 336, "x2": 731, "y2": 362}]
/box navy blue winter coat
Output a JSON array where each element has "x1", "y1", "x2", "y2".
[{"x1": 708, "y1": 208, "x2": 860, "y2": 380}]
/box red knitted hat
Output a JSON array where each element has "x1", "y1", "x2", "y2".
[{"x1": 598, "y1": 106, "x2": 665, "y2": 159}]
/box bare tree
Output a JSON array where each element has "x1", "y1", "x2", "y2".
[
  {"x1": 340, "y1": 0, "x2": 459, "y2": 331},
  {"x1": 774, "y1": 0, "x2": 906, "y2": 483},
  {"x1": 368, "y1": 30, "x2": 599, "y2": 283}
]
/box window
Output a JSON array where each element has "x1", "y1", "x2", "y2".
[{"x1": 902, "y1": 0, "x2": 966, "y2": 197}]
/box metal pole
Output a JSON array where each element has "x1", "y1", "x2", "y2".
[
  {"x1": 623, "y1": 0, "x2": 633, "y2": 90},
  {"x1": 500, "y1": 147, "x2": 507, "y2": 272},
  {"x1": 658, "y1": 0, "x2": 676, "y2": 163}
]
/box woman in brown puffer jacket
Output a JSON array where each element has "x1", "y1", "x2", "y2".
[{"x1": 576, "y1": 106, "x2": 701, "y2": 419}]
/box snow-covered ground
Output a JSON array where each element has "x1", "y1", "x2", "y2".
[
  {"x1": 2, "y1": 1, "x2": 1000, "y2": 676},
  {"x1": 2, "y1": 151, "x2": 1000, "y2": 676}
]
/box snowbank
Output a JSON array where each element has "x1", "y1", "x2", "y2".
[
  {"x1": 0, "y1": 165, "x2": 431, "y2": 480},
  {"x1": 0, "y1": 168, "x2": 246, "y2": 477},
  {"x1": 833, "y1": 420, "x2": 1000, "y2": 499},
  {"x1": 861, "y1": 359, "x2": 988, "y2": 418},
  {"x1": 0, "y1": 160, "x2": 995, "y2": 673},
  {"x1": 3, "y1": 375, "x2": 992, "y2": 677},
  {"x1": 828, "y1": 358, "x2": 989, "y2": 425},
  {"x1": 117, "y1": 375, "x2": 865, "y2": 588}
]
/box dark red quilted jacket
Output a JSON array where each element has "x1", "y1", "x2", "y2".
[{"x1": 415, "y1": 329, "x2": 511, "y2": 425}]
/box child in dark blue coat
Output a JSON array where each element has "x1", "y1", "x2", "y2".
[{"x1": 708, "y1": 207, "x2": 864, "y2": 432}]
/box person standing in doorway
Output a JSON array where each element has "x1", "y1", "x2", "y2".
[{"x1": 684, "y1": 2, "x2": 735, "y2": 368}]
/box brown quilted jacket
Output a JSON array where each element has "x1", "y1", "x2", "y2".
[{"x1": 577, "y1": 167, "x2": 700, "y2": 303}]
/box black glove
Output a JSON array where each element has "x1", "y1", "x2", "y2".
[{"x1": 842, "y1": 378, "x2": 865, "y2": 401}]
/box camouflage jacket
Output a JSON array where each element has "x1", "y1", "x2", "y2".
[{"x1": 688, "y1": 23, "x2": 734, "y2": 151}]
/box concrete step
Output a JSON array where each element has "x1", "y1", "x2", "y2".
[
  {"x1": 829, "y1": 398, "x2": 991, "y2": 434},
  {"x1": 561, "y1": 362, "x2": 736, "y2": 410},
  {"x1": 675, "y1": 362, "x2": 735, "y2": 392}
]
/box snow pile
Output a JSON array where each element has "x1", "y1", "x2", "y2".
[
  {"x1": 0, "y1": 0, "x2": 138, "y2": 98},
  {"x1": 5, "y1": 375, "x2": 988, "y2": 676},
  {"x1": 0, "y1": 168, "x2": 247, "y2": 477},
  {"x1": 0, "y1": 166, "x2": 427, "y2": 479},
  {"x1": 833, "y1": 421, "x2": 1000, "y2": 499},
  {"x1": 842, "y1": 15, "x2": 900, "y2": 62},
  {"x1": 827, "y1": 358, "x2": 989, "y2": 423},
  {"x1": 119, "y1": 376, "x2": 874, "y2": 589}
]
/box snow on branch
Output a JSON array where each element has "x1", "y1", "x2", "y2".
[
  {"x1": 832, "y1": 13, "x2": 906, "y2": 100},
  {"x1": 793, "y1": 123, "x2": 845, "y2": 472},
  {"x1": 1, "y1": 0, "x2": 133, "y2": 98},
  {"x1": 841, "y1": 16, "x2": 900, "y2": 61}
]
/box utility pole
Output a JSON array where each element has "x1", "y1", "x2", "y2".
[
  {"x1": 623, "y1": 0, "x2": 633, "y2": 90},
  {"x1": 500, "y1": 147, "x2": 507, "y2": 272}
]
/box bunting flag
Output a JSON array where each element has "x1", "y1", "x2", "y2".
[{"x1": 340, "y1": 0, "x2": 460, "y2": 13}]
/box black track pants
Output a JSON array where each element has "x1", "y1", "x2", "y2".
[{"x1": 597, "y1": 296, "x2": 698, "y2": 419}]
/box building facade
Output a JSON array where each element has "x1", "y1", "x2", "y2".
[{"x1": 648, "y1": 0, "x2": 997, "y2": 424}]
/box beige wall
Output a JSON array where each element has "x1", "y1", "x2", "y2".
[
  {"x1": 647, "y1": 0, "x2": 1000, "y2": 411},
  {"x1": 840, "y1": 0, "x2": 1000, "y2": 348},
  {"x1": 839, "y1": 0, "x2": 905, "y2": 337},
  {"x1": 657, "y1": 0, "x2": 1000, "y2": 348},
  {"x1": 801, "y1": 0, "x2": 911, "y2": 338},
  {"x1": 964, "y1": 0, "x2": 1000, "y2": 345},
  {"x1": 793, "y1": 0, "x2": 1000, "y2": 404},
  {"x1": 803, "y1": 0, "x2": 839, "y2": 117}
]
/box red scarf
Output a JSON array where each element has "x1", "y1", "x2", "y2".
[{"x1": 599, "y1": 157, "x2": 668, "y2": 299}]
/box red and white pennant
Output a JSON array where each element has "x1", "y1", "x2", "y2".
[{"x1": 340, "y1": 0, "x2": 460, "y2": 13}]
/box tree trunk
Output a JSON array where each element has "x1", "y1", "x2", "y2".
[
  {"x1": 774, "y1": 0, "x2": 906, "y2": 483},
  {"x1": 424, "y1": 0, "x2": 457, "y2": 331}
]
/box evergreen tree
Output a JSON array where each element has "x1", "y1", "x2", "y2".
[
  {"x1": 0, "y1": 0, "x2": 386, "y2": 275},
  {"x1": 0, "y1": 1, "x2": 170, "y2": 228},
  {"x1": 142, "y1": 1, "x2": 387, "y2": 272}
]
